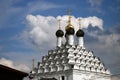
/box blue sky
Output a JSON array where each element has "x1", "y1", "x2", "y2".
[{"x1": 0, "y1": 0, "x2": 120, "y2": 75}]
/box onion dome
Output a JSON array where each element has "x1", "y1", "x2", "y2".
[
  {"x1": 65, "y1": 15, "x2": 75, "y2": 35},
  {"x1": 56, "y1": 29, "x2": 64, "y2": 37},
  {"x1": 66, "y1": 27, "x2": 75, "y2": 35},
  {"x1": 65, "y1": 23, "x2": 74, "y2": 31},
  {"x1": 76, "y1": 29, "x2": 84, "y2": 37}
]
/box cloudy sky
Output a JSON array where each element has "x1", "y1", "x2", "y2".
[{"x1": 0, "y1": 0, "x2": 120, "y2": 76}]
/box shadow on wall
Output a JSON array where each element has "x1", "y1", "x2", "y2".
[{"x1": 40, "y1": 78, "x2": 57, "y2": 80}]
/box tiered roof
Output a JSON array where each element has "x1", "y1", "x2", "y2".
[{"x1": 36, "y1": 45, "x2": 110, "y2": 74}]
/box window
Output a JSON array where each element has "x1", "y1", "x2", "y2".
[
  {"x1": 62, "y1": 76, "x2": 64, "y2": 80},
  {"x1": 71, "y1": 65, "x2": 74, "y2": 68}
]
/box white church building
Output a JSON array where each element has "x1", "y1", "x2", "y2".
[{"x1": 29, "y1": 12, "x2": 111, "y2": 80}]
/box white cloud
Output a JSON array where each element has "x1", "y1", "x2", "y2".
[
  {"x1": 81, "y1": 16, "x2": 103, "y2": 29},
  {"x1": 0, "y1": 58, "x2": 30, "y2": 72},
  {"x1": 86, "y1": 28, "x2": 120, "y2": 53},
  {"x1": 85, "y1": 26, "x2": 120, "y2": 74},
  {"x1": 22, "y1": 14, "x2": 103, "y2": 50},
  {"x1": 23, "y1": 15, "x2": 58, "y2": 48}
]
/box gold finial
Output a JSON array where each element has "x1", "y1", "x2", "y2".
[
  {"x1": 58, "y1": 19, "x2": 61, "y2": 29},
  {"x1": 67, "y1": 9, "x2": 72, "y2": 24},
  {"x1": 78, "y1": 18, "x2": 81, "y2": 29},
  {"x1": 68, "y1": 16, "x2": 72, "y2": 24},
  {"x1": 32, "y1": 59, "x2": 34, "y2": 70},
  {"x1": 65, "y1": 9, "x2": 74, "y2": 30}
]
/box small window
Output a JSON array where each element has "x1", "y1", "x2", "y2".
[
  {"x1": 62, "y1": 76, "x2": 64, "y2": 80},
  {"x1": 71, "y1": 65, "x2": 74, "y2": 68}
]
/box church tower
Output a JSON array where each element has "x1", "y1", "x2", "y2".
[{"x1": 29, "y1": 11, "x2": 111, "y2": 80}]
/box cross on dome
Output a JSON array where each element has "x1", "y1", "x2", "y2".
[
  {"x1": 78, "y1": 18, "x2": 82, "y2": 29},
  {"x1": 65, "y1": 9, "x2": 74, "y2": 31},
  {"x1": 67, "y1": 9, "x2": 71, "y2": 16},
  {"x1": 67, "y1": 9, "x2": 72, "y2": 25},
  {"x1": 56, "y1": 19, "x2": 64, "y2": 38},
  {"x1": 58, "y1": 19, "x2": 61, "y2": 29}
]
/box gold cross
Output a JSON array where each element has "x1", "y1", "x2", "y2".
[
  {"x1": 67, "y1": 9, "x2": 71, "y2": 15},
  {"x1": 67, "y1": 9, "x2": 72, "y2": 24}
]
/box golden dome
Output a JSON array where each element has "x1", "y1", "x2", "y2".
[{"x1": 65, "y1": 16, "x2": 74, "y2": 31}]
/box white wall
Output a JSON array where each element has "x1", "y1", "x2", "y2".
[
  {"x1": 72, "y1": 70, "x2": 111, "y2": 80},
  {"x1": 33, "y1": 70, "x2": 111, "y2": 80}
]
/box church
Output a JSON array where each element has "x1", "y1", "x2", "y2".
[{"x1": 29, "y1": 11, "x2": 111, "y2": 80}]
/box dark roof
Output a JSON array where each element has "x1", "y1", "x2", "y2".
[{"x1": 0, "y1": 64, "x2": 28, "y2": 80}]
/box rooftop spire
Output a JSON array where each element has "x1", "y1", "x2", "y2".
[
  {"x1": 76, "y1": 18, "x2": 84, "y2": 37},
  {"x1": 58, "y1": 19, "x2": 61, "y2": 29},
  {"x1": 67, "y1": 9, "x2": 72, "y2": 24},
  {"x1": 78, "y1": 18, "x2": 81, "y2": 29},
  {"x1": 67, "y1": 9, "x2": 71, "y2": 15},
  {"x1": 56, "y1": 19, "x2": 64, "y2": 37},
  {"x1": 65, "y1": 9, "x2": 74, "y2": 30},
  {"x1": 32, "y1": 59, "x2": 34, "y2": 70}
]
